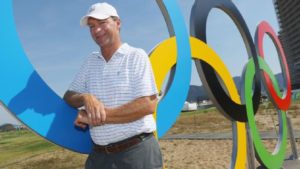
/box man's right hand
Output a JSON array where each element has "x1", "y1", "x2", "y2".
[
  {"x1": 81, "y1": 94, "x2": 106, "y2": 126},
  {"x1": 74, "y1": 110, "x2": 88, "y2": 129}
]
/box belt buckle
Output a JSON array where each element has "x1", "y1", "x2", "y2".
[
  {"x1": 139, "y1": 132, "x2": 151, "y2": 141},
  {"x1": 104, "y1": 144, "x2": 114, "y2": 154}
]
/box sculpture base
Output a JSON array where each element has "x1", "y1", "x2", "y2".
[{"x1": 256, "y1": 150, "x2": 300, "y2": 169}]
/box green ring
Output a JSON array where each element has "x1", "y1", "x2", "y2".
[{"x1": 245, "y1": 57, "x2": 287, "y2": 169}]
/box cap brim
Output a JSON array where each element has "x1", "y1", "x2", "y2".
[{"x1": 80, "y1": 14, "x2": 111, "y2": 26}]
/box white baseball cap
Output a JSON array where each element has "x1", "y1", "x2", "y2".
[{"x1": 80, "y1": 2, "x2": 119, "y2": 26}]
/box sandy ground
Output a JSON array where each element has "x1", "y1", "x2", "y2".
[
  {"x1": 159, "y1": 139, "x2": 300, "y2": 169},
  {"x1": 158, "y1": 104, "x2": 300, "y2": 169},
  {"x1": 160, "y1": 139, "x2": 232, "y2": 169},
  {"x1": 5, "y1": 139, "x2": 300, "y2": 169}
]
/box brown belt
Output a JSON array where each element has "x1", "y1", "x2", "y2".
[{"x1": 93, "y1": 133, "x2": 153, "y2": 154}]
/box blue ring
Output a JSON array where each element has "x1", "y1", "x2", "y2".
[
  {"x1": 0, "y1": 0, "x2": 92, "y2": 153},
  {"x1": 0, "y1": 0, "x2": 192, "y2": 151},
  {"x1": 156, "y1": 0, "x2": 192, "y2": 137}
]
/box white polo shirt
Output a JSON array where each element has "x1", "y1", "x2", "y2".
[{"x1": 69, "y1": 43, "x2": 158, "y2": 145}]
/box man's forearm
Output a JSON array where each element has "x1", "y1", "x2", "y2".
[
  {"x1": 65, "y1": 91, "x2": 106, "y2": 125},
  {"x1": 105, "y1": 95, "x2": 157, "y2": 124},
  {"x1": 63, "y1": 90, "x2": 85, "y2": 108}
]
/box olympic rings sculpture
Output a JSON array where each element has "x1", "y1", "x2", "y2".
[
  {"x1": 153, "y1": 0, "x2": 291, "y2": 169},
  {"x1": 0, "y1": 0, "x2": 291, "y2": 169}
]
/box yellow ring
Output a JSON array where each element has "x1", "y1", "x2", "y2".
[{"x1": 150, "y1": 37, "x2": 247, "y2": 169}]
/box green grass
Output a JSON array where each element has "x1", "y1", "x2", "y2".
[
  {"x1": 0, "y1": 130, "x2": 58, "y2": 167},
  {"x1": 181, "y1": 107, "x2": 217, "y2": 116},
  {"x1": 0, "y1": 130, "x2": 86, "y2": 169}
]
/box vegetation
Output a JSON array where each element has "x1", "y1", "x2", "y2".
[
  {"x1": 0, "y1": 130, "x2": 86, "y2": 169},
  {"x1": 181, "y1": 107, "x2": 217, "y2": 115},
  {"x1": 0, "y1": 130, "x2": 57, "y2": 167}
]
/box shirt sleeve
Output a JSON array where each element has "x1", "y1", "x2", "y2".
[
  {"x1": 133, "y1": 49, "x2": 158, "y2": 98},
  {"x1": 68, "y1": 57, "x2": 89, "y2": 94}
]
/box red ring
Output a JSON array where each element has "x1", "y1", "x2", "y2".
[{"x1": 256, "y1": 21, "x2": 291, "y2": 110}]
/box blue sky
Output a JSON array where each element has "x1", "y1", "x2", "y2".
[{"x1": 1, "y1": 0, "x2": 281, "y2": 125}]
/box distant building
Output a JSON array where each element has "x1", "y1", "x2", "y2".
[
  {"x1": 0, "y1": 123, "x2": 26, "y2": 132},
  {"x1": 13, "y1": 124, "x2": 26, "y2": 130},
  {"x1": 198, "y1": 100, "x2": 213, "y2": 110},
  {"x1": 182, "y1": 101, "x2": 198, "y2": 112},
  {"x1": 273, "y1": 0, "x2": 300, "y2": 89}
]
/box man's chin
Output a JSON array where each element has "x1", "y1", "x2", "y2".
[{"x1": 98, "y1": 41, "x2": 111, "y2": 48}]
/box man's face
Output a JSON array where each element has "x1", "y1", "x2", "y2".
[{"x1": 87, "y1": 17, "x2": 120, "y2": 48}]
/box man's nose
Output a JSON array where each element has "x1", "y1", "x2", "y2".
[
  {"x1": 94, "y1": 27, "x2": 105, "y2": 36},
  {"x1": 95, "y1": 27, "x2": 102, "y2": 33}
]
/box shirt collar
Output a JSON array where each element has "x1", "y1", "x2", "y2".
[
  {"x1": 116, "y1": 43, "x2": 129, "y2": 55},
  {"x1": 96, "y1": 43, "x2": 129, "y2": 60}
]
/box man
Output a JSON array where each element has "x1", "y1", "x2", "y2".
[{"x1": 63, "y1": 2, "x2": 163, "y2": 169}]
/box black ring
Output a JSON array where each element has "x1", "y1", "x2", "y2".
[{"x1": 190, "y1": 0, "x2": 261, "y2": 122}]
